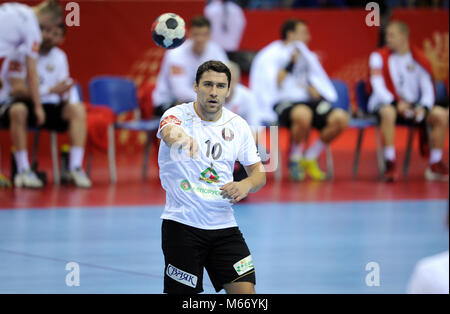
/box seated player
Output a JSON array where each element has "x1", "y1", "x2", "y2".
[
  {"x1": 368, "y1": 21, "x2": 449, "y2": 182},
  {"x1": 152, "y1": 15, "x2": 228, "y2": 117},
  {"x1": 252, "y1": 19, "x2": 348, "y2": 181},
  {"x1": 0, "y1": 23, "x2": 91, "y2": 188}
]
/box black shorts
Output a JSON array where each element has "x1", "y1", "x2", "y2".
[
  {"x1": 373, "y1": 101, "x2": 432, "y2": 126},
  {"x1": 274, "y1": 99, "x2": 335, "y2": 131},
  {"x1": 0, "y1": 100, "x2": 69, "y2": 132},
  {"x1": 161, "y1": 219, "x2": 255, "y2": 294}
]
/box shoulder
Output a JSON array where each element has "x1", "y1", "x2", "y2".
[{"x1": 50, "y1": 47, "x2": 68, "y2": 61}]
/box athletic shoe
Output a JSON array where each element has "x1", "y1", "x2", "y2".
[
  {"x1": 425, "y1": 162, "x2": 449, "y2": 182},
  {"x1": 70, "y1": 168, "x2": 92, "y2": 188},
  {"x1": 14, "y1": 170, "x2": 44, "y2": 188},
  {"x1": 0, "y1": 172, "x2": 12, "y2": 188},
  {"x1": 382, "y1": 160, "x2": 397, "y2": 182},
  {"x1": 300, "y1": 159, "x2": 327, "y2": 181},
  {"x1": 289, "y1": 159, "x2": 305, "y2": 181}
]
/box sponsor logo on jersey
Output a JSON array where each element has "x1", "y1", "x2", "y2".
[
  {"x1": 166, "y1": 264, "x2": 198, "y2": 288},
  {"x1": 199, "y1": 163, "x2": 220, "y2": 184},
  {"x1": 8, "y1": 61, "x2": 23, "y2": 72},
  {"x1": 222, "y1": 127, "x2": 234, "y2": 141},
  {"x1": 159, "y1": 115, "x2": 182, "y2": 130},
  {"x1": 180, "y1": 179, "x2": 191, "y2": 191},
  {"x1": 233, "y1": 255, "x2": 254, "y2": 276}
]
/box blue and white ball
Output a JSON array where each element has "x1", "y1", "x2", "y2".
[{"x1": 151, "y1": 13, "x2": 186, "y2": 49}]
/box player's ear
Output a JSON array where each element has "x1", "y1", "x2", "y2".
[{"x1": 194, "y1": 81, "x2": 198, "y2": 93}]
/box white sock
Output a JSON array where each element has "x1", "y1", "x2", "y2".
[
  {"x1": 289, "y1": 142, "x2": 304, "y2": 161},
  {"x1": 384, "y1": 146, "x2": 396, "y2": 162},
  {"x1": 14, "y1": 150, "x2": 30, "y2": 174},
  {"x1": 69, "y1": 146, "x2": 84, "y2": 171},
  {"x1": 304, "y1": 139, "x2": 326, "y2": 160},
  {"x1": 429, "y1": 149, "x2": 443, "y2": 165}
]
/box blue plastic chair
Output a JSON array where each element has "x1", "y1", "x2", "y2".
[
  {"x1": 435, "y1": 80, "x2": 448, "y2": 101},
  {"x1": 89, "y1": 76, "x2": 160, "y2": 183}
]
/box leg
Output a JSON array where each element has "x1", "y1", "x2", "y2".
[
  {"x1": 318, "y1": 108, "x2": 349, "y2": 144},
  {"x1": 223, "y1": 282, "x2": 255, "y2": 294},
  {"x1": 424, "y1": 106, "x2": 449, "y2": 181},
  {"x1": 62, "y1": 103, "x2": 91, "y2": 187},
  {"x1": 288, "y1": 105, "x2": 313, "y2": 181},
  {"x1": 378, "y1": 105, "x2": 398, "y2": 181}
]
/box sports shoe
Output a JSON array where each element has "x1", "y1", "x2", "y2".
[
  {"x1": 300, "y1": 158, "x2": 327, "y2": 181},
  {"x1": 425, "y1": 162, "x2": 449, "y2": 182},
  {"x1": 14, "y1": 169, "x2": 44, "y2": 188},
  {"x1": 382, "y1": 160, "x2": 397, "y2": 182},
  {"x1": 0, "y1": 172, "x2": 11, "y2": 188},
  {"x1": 70, "y1": 168, "x2": 92, "y2": 188},
  {"x1": 289, "y1": 159, "x2": 305, "y2": 181}
]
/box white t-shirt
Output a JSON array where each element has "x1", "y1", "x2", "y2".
[
  {"x1": 152, "y1": 39, "x2": 228, "y2": 106},
  {"x1": 204, "y1": 0, "x2": 246, "y2": 51},
  {"x1": 0, "y1": 3, "x2": 41, "y2": 60},
  {"x1": 1, "y1": 46, "x2": 80, "y2": 105},
  {"x1": 407, "y1": 251, "x2": 449, "y2": 294},
  {"x1": 157, "y1": 102, "x2": 261, "y2": 230},
  {"x1": 224, "y1": 83, "x2": 261, "y2": 127},
  {"x1": 368, "y1": 51, "x2": 435, "y2": 113}
]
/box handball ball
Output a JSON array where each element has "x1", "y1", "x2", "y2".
[{"x1": 151, "y1": 13, "x2": 186, "y2": 49}]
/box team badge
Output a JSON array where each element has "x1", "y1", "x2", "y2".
[
  {"x1": 222, "y1": 127, "x2": 234, "y2": 141},
  {"x1": 180, "y1": 179, "x2": 191, "y2": 191}
]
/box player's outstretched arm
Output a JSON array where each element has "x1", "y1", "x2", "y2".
[
  {"x1": 220, "y1": 161, "x2": 266, "y2": 203},
  {"x1": 161, "y1": 124, "x2": 199, "y2": 158}
]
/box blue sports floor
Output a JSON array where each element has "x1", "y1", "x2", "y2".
[{"x1": 0, "y1": 200, "x2": 448, "y2": 294}]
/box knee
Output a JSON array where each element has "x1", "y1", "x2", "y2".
[
  {"x1": 9, "y1": 103, "x2": 28, "y2": 123},
  {"x1": 379, "y1": 105, "x2": 396, "y2": 124},
  {"x1": 67, "y1": 103, "x2": 86, "y2": 121},
  {"x1": 428, "y1": 107, "x2": 449, "y2": 127},
  {"x1": 330, "y1": 109, "x2": 349, "y2": 130},
  {"x1": 290, "y1": 105, "x2": 312, "y2": 128}
]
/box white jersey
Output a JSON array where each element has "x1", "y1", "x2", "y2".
[
  {"x1": 157, "y1": 102, "x2": 261, "y2": 230},
  {"x1": 407, "y1": 251, "x2": 449, "y2": 294},
  {"x1": 249, "y1": 40, "x2": 336, "y2": 123},
  {"x1": 152, "y1": 39, "x2": 228, "y2": 106},
  {"x1": 368, "y1": 51, "x2": 435, "y2": 113},
  {"x1": 0, "y1": 46, "x2": 79, "y2": 105},
  {"x1": 204, "y1": 0, "x2": 246, "y2": 51},
  {"x1": 224, "y1": 83, "x2": 261, "y2": 127},
  {"x1": 0, "y1": 3, "x2": 41, "y2": 60}
]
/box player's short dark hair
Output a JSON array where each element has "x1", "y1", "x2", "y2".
[
  {"x1": 196, "y1": 61, "x2": 231, "y2": 88},
  {"x1": 38, "y1": 0, "x2": 63, "y2": 22},
  {"x1": 387, "y1": 20, "x2": 410, "y2": 37},
  {"x1": 190, "y1": 15, "x2": 211, "y2": 29},
  {"x1": 281, "y1": 19, "x2": 307, "y2": 40}
]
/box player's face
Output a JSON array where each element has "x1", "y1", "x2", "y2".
[
  {"x1": 190, "y1": 26, "x2": 210, "y2": 54},
  {"x1": 51, "y1": 27, "x2": 65, "y2": 47},
  {"x1": 292, "y1": 23, "x2": 310, "y2": 44},
  {"x1": 194, "y1": 70, "x2": 230, "y2": 115},
  {"x1": 386, "y1": 25, "x2": 406, "y2": 51}
]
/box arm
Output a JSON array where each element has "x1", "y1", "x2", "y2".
[
  {"x1": 160, "y1": 124, "x2": 199, "y2": 158},
  {"x1": 368, "y1": 52, "x2": 395, "y2": 105},
  {"x1": 25, "y1": 56, "x2": 45, "y2": 125}
]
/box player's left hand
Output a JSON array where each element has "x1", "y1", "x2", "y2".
[
  {"x1": 414, "y1": 106, "x2": 426, "y2": 123},
  {"x1": 220, "y1": 181, "x2": 252, "y2": 204}
]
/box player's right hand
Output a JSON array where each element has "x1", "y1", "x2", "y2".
[
  {"x1": 50, "y1": 79, "x2": 75, "y2": 95},
  {"x1": 179, "y1": 135, "x2": 199, "y2": 159},
  {"x1": 397, "y1": 100, "x2": 413, "y2": 119},
  {"x1": 34, "y1": 106, "x2": 46, "y2": 126}
]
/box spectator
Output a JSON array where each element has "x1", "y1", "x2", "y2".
[
  {"x1": 204, "y1": 0, "x2": 246, "y2": 52},
  {"x1": 152, "y1": 15, "x2": 228, "y2": 117},
  {"x1": 367, "y1": 20, "x2": 449, "y2": 182},
  {"x1": 0, "y1": 23, "x2": 91, "y2": 188},
  {"x1": 0, "y1": 0, "x2": 63, "y2": 130},
  {"x1": 250, "y1": 19, "x2": 348, "y2": 181}
]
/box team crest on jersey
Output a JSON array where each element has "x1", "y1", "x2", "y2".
[
  {"x1": 222, "y1": 127, "x2": 234, "y2": 141},
  {"x1": 199, "y1": 163, "x2": 220, "y2": 184},
  {"x1": 46, "y1": 64, "x2": 54, "y2": 72}
]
